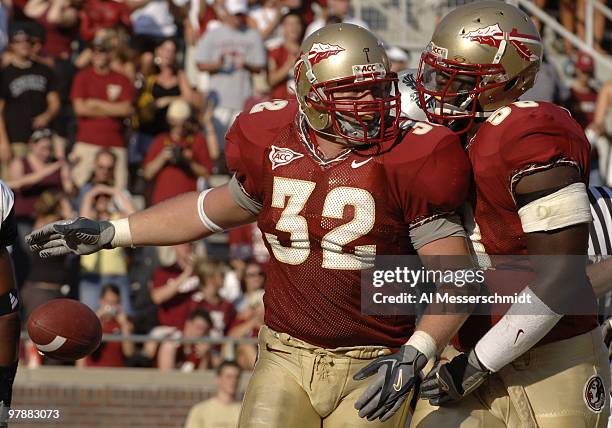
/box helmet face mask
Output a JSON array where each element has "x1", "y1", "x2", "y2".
[
  {"x1": 307, "y1": 76, "x2": 400, "y2": 143},
  {"x1": 416, "y1": 50, "x2": 507, "y2": 134},
  {"x1": 414, "y1": 1, "x2": 542, "y2": 134},
  {"x1": 295, "y1": 23, "x2": 401, "y2": 146}
]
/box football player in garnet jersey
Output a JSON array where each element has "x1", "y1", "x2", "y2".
[
  {"x1": 26, "y1": 24, "x2": 477, "y2": 427},
  {"x1": 409, "y1": 2, "x2": 610, "y2": 427},
  {"x1": 0, "y1": 183, "x2": 19, "y2": 428}
]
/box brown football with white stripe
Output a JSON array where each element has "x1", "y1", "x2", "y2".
[{"x1": 27, "y1": 299, "x2": 102, "y2": 361}]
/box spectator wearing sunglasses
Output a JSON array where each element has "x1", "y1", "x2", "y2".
[{"x1": 0, "y1": 23, "x2": 60, "y2": 174}]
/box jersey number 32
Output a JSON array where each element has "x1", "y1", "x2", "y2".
[{"x1": 264, "y1": 176, "x2": 376, "y2": 270}]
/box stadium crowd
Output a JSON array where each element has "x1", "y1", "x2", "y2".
[{"x1": 1, "y1": 0, "x2": 610, "y2": 374}]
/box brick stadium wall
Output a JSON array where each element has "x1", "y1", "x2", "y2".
[{"x1": 10, "y1": 368, "x2": 250, "y2": 428}]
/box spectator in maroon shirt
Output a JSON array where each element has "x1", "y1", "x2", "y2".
[
  {"x1": 143, "y1": 100, "x2": 212, "y2": 205},
  {"x1": 189, "y1": 261, "x2": 236, "y2": 338},
  {"x1": 24, "y1": 0, "x2": 79, "y2": 61},
  {"x1": 6, "y1": 128, "x2": 73, "y2": 286},
  {"x1": 7, "y1": 128, "x2": 72, "y2": 224},
  {"x1": 150, "y1": 242, "x2": 199, "y2": 329},
  {"x1": 79, "y1": 283, "x2": 135, "y2": 368},
  {"x1": 266, "y1": 11, "x2": 302, "y2": 100},
  {"x1": 70, "y1": 34, "x2": 134, "y2": 190},
  {"x1": 158, "y1": 308, "x2": 214, "y2": 371}
]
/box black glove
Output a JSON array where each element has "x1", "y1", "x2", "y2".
[
  {"x1": 0, "y1": 361, "x2": 18, "y2": 428},
  {"x1": 420, "y1": 349, "x2": 490, "y2": 406},
  {"x1": 353, "y1": 344, "x2": 427, "y2": 421},
  {"x1": 26, "y1": 217, "x2": 115, "y2": 258}
]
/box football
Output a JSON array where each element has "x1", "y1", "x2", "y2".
[{"x1": 27, "y1": 299, "x2": 103, "y2": 361}]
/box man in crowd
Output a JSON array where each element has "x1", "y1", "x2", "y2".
[
  {"x1": 70, "y1": 34, "x2": 133, "y2": 190},
  {"x1": 0, "y1": 23, "x2": 59, "y2": 170},
  {"x1": 184, "y1": 360, "x2": 242, "y2": 428},
  {"x1": 195, "y1": 0, "x2": 266, "y2": 161}
]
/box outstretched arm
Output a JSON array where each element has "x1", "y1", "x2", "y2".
[{"x1": 27, "y1": 184, "x2": 257, "y2": 257}]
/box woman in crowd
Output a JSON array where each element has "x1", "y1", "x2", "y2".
[
  {"x1": 6, "y1": 128, "x2": 73, "y2": 285},
  {"x1": 133, "y1": 38, "x2": 200, "y2": 165},
  {"x1": 266, "y1": 11, "x2": 303, "y2": 100}
]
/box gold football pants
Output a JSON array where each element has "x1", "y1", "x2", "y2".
[
  {"x1": 238, "y1": 325, "x2": 412, "y2": 428},
  {"x1": 411, "y1": 327, "x2": 611, "y2": 428}
]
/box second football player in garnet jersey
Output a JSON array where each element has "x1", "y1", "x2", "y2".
[{"x1": 412, "y1": 3, "x2": 609, "y2": 427}]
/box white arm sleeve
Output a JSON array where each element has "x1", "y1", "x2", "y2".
[{"x1": 474, "y1": 286, "x2": 562, "y2": 372}]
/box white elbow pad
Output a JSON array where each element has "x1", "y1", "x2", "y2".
[
  {"x1": 518, "y1": 182, "x2": 592, "y2": 233},
  {"x1": 197, "y1": 189, "x2": 224, "y2": 233}
]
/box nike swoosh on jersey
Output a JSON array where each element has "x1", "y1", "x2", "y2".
[{"x1": 351, "y1": 158, "x2": 373, "y2": 168}]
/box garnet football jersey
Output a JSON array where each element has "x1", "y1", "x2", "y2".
[
  {"x1": 225, "y1": 99, "x2": 471, "y2": 348},
  {"x1": 454, "y1": 101, "x2": 598, "y2": 351}
]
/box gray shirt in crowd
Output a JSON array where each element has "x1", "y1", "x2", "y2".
[{"x1": 195, "y1": 23, "x2": 266, "y2": 111}]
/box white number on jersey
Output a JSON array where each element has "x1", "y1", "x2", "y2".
[
  {"x1": 264, "y1": 177, "x2": 376, "y2": 270},
  {"x1": 249, "y1": 99, "x2": 289, "y2": 114},
  {"x1": 486, "y1": 101, "x2": 539, "y2": 126}
]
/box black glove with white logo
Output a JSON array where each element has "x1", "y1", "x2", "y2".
[
  {"x1": 353, "y1": 344, "x2": 427, "y2": 421},
  {"x1": 420, "y1": 349, "x2": 490, "y2": 406}
]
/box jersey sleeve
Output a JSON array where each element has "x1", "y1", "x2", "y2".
[
  {"x1": 0, "y1": 182, "x2": 16, "y2": 247},
  {"x1": 389, "y1": 127, "x2": 471, "y2": 249},
  {"x1": 493, "y1": 103, "x2": 591, "y2": 196},
  {"x1": 225, "y1": 113, "x2": 265, "y2": 215}
]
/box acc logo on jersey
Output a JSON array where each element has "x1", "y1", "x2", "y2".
[
  {"x1": 269, "y1": 146, "x2": 304, "y2": 170},
  {"x1": 583, "y1": 375, "x2": 606, "y2": 413},
  {"x1": 462, "y1": 24, "x2": 540, "y2": 62}
]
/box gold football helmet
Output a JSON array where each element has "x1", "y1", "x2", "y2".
[
  {"x1": 294, "y1": 23, "x2": 401, "y2": 145},
  {"x1": 415, "y1": 1, "x2": 542, "y2": 133}
]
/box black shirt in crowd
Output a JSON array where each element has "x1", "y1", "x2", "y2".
[{"x1": 0, "y1": 61, "x2": 57, "y2": 143}]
